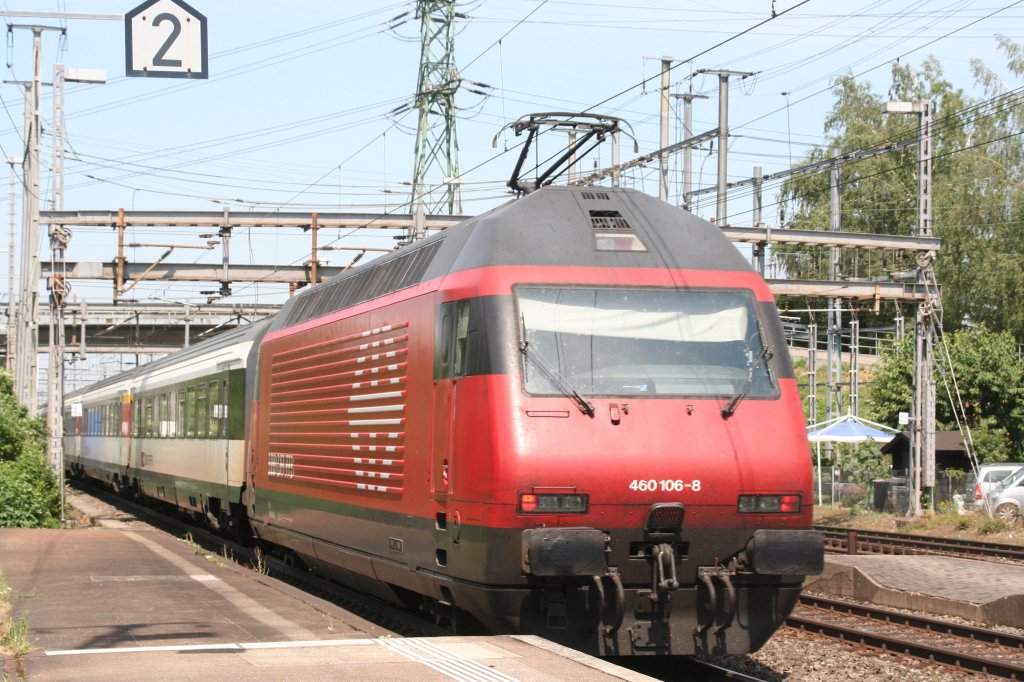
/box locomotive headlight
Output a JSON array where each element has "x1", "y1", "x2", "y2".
[
  {"x1": 519, "y1": 492, "x2": 589, "y2": 514},
  {"x1": 737, "y1": 494, "x2": 801, "y2": 513}
]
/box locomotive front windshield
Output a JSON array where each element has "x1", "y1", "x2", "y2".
[{"x1": 516, "y1": 286, "x2": 776, "y2": 398}]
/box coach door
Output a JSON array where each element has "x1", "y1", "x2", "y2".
[
  {"x1": 216, "y1": 362, "x2": 236, "y2": 493},
  {"x1": 119, "y1": 391, "x2": 133, "y2": 481}
]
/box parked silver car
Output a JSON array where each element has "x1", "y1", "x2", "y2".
[
  {"x1": 971, "y1": 462, "x2": 1024, "y2": 511},
  {"x1": 987, "y1": 466, "x2": 1024, "y2": 525}
]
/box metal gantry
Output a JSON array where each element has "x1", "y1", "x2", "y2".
[{"x1": 409, "y1": 0, "x2": 462, "y2": 226}]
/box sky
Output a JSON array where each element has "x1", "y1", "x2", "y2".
[{"x1": 2, "y1": 0, "x2": 1022, "y2": 358}]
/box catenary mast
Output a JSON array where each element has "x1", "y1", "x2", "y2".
[{"x1": 409, "y1": 0, "x2": 461, "y2": 240}]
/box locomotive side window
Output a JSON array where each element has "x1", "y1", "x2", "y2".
[
  {"x1": 516, "y1": 286, "x2": 776, "y2": 398},
  {"x1": 440, "y1": 313, "x2": 452, "y2": 367},
  {"x1": 453, "y1": 301, "x2": 470, "y2": 376},
  {"x1": 436, "y1": 299, "x2": 485, "y2": 379}
]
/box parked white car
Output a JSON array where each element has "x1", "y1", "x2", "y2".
[
  {"x1": 987, "y1": 467, "x2": 1024, "y2": 525},
  {"x1": 971, "y1": 463, "x2": 1024, "y2": 511}
]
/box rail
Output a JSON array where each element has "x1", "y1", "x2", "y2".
[
  {"x1": 790, "y1": 593, "x2": 1024, "y2": 679},
  {"x1": 814, "y1": 525, "x2": 1024, "y2": 563}
]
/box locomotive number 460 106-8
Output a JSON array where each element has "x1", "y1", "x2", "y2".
[{"x1": 629, "y1": 479, "x2": 702, "y2": 492}]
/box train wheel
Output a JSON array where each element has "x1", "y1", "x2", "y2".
[{"x1": 994, "y1": 502, "x2": 1019, "y2": 526}]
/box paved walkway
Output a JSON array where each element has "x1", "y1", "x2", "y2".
[
  {"x1": 810, "y1": 554, "x2": 1024, "y2": 627},
  {"x1": 0, "y1": 524, "x2": 650, "y2": 681}
]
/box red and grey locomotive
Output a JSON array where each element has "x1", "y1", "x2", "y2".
[{"x1": 66, "y1": 131, "x2": 822, "y2": 657}]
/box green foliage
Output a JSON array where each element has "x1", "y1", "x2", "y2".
[
  {"x1": 866, "y1": 328, "x2": 1024, "y2": 460},
  {"x1": 773, "y1": 40, "x2": 1024, "y2": 339},
  {"x1": 827, "y1": 441, "x2": 890, "y2": 493},
  {"x1": 977, "y1": 517, "x2": 1008, "y2": 535},
  {"x1": 0, "y1": 371, "x2": 46, "y2": 464},
  {"x1": 0, "y1": 615, "x2": 29, "y2": 656},
  {"x1": 0, "y1": 370, "x2": 58, "y2": 528},
  {"x1": 0, "y1": 452, "x2": 60, "y2": 528}
]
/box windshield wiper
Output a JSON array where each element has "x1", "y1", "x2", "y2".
[
  {"x1": 722, "y1": 344, "x2": 773, "y2": 420},
  {"x1": 520, "y1": 315, "x2": 595, "y2": 417}
]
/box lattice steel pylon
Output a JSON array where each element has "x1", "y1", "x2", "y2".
[{"x1": 409, "y1": 0, "x2": 461, "y2": 232}]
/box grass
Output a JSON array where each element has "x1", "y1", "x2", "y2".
[
  {"x1": 814, "y1": 504, "x2": 1022, "y2": 544},
  {"x1": 1, "y1": 569, "x2": 31, "y2": 679},
  {"x1": 178, "y1": 533, "x2": 231, "y2": 569},
  {"x1": 250, "y1": 546, "x2": 268, "y2": 575},
  {"x1": 0, "y1": 617, "x2": 29, "y2": 657}
]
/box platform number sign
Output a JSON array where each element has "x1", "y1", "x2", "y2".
[{"x1": 125, "y1": 0, "x2": 208, "y2": 79}]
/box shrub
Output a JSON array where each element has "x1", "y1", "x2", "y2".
[
  {"x1": 0, "y1": 370, "x2": 58, "y2": 528},
  {"x1": 0, "y1": 452, "x2": 60, "y2": 528}
]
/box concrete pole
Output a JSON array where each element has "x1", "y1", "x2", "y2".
[
  {"x1": 807, "y1": 322, "x2": 818, "y2": 425},
  {"x1": 659, "y1": 58, "x2": 671, "y2": 201},
  {"x1": 752, "y1": 165, "x2": 764, "y2": 274},
  {"x1": 27, "y1": 28, "x2": 41, "y2": 414},
  {"x1": 672, "y1": 93, "x2": 707, "y2": 209},
  {"x1": 716, "y1": 73, "x2": 729, "y2": 224},
  {"x1": 885, "y1": 99, "x2": 935, "y2": 515},
  {"x1": 828, "y1": 164, "x2": 842, "y2": 417},
  {"x1": 611, "y1": 130, "x2": 620, "y2": 188},
  {"x1": 850, "y1": 316, "x2": 860, "y2": 417},
  {"x1": 16, "y1": 86, "x2": 31, "y2": 407},
  {"x1": 826, "y1": 157, "x2": 842, "y2": 469},
  {"x1": 6, "y1": 159, "x2": 17, "y2": 371},
  {"x1": 567, "y1": 130, "x2": 577, "y2": 185}
]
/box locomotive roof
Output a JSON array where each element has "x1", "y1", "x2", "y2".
[{"x1": 273, "y1": 186, "x2": 751, "y2": 331}]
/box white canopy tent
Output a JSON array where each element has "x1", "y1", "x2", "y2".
[{"x1": 807, "y1": 414, "x2": 899, "y2": 505}]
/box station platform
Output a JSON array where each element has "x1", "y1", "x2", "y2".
[
  {"x1": 807, "y1": 554, "x2": 1024, "y2": 629},
  {"x1": 0, "y1": 522, "x2": 652, "y2": 681}
]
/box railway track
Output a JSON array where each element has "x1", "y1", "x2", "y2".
[
  {"x1": 814, "y1": 524, "x2": 1024, "y2": 563},
  {"x1": 790, "y1": 593, "x2": 1024, "y2": 679}
]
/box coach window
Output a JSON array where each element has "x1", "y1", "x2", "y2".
[
  {"x1": 196, "y1": 384, "x2": 208, "y2": 438},
  {"x1": 145, "y1": 397, "x2": 155, "y2": 438},
  {"x1": 186, "y1": 387, "x2": 196, "y2": 438},
  {"x1": 134, "y1": 400, "x2": 143, "y2": 438},
  {"x1": 222, "y1": 379, "x2": 229, "y2": 436},
  {"x1": 158, "y1": 394, "x2": 168, "y2": 438},
  {"x1": 177, "y1": 391, "x2": 186, "y2": 439},
  {"x1": 208, "y1": 381, "x2": 220, "y2": 437},
  {"x1": 168, "y1": 390, "x2": 178, "y2": 438}
]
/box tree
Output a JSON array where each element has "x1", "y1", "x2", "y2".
[
  {"x1": 772, "y1": 39, "x2": 1024, "y2": 339},
  {"x1": 866, "y1": 328, "x2": 1024, "y2": 461},
  {"x1": 0, "y1": 370, "x2": 58, "y2": 528}
]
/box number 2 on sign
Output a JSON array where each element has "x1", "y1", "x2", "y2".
[{"x1": 629, "y1": 479, "x2": 701, "y2": 492}]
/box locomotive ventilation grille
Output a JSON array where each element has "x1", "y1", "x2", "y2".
[
  {"x1": 283, "y1": 240, "x2": 442, "y2": 327},
  {"x1": 589, "y1": 209, "x2": 632, "y2": 230},
  {"x1": 266, "y1": 321, "x2": 409, "y2": 496}
]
